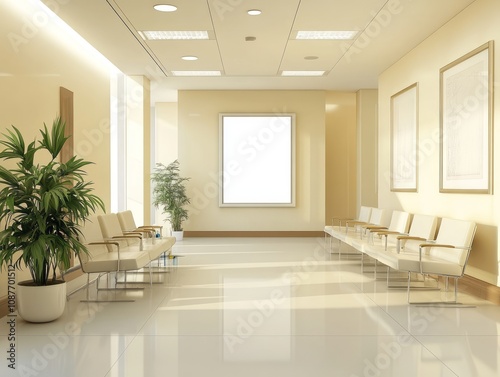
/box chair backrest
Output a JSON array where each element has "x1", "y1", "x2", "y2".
[
  {"x1": 369, "y1": 208, "x2": 392, "y2": 227},
  {"x1": 358, "y1": 206, "x2": 372, "y2": 222},
  {"x1": 117, "y1": 210, "x2": 137, "y2": 232},
  {"x1": 78, "y1": 217, "x2": 109, "y2": 266},
  {"x1": 408, "y1": 214, "x2": 438, "y2": 239},
  {"x1": 388, "y1": 213, "x2": 437, "y2": 252},
  {"x1": 430, "y1": 218, "x2": 476, "y2": 266},
  {"x1": 98, "y1": 213, "x2": 141, "y2": 248},
  {"x1": 387, "y1": 210, "x2": 411, "y2": 234}
]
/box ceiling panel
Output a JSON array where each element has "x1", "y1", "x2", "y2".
[
  {"x1": 39, "y1": 0, "x2": 478, "y2": 99},
  {"x1": 148, "y1": 40, "x2": 223, "y2": 72},
  {"x1": 208, "y1": 0, "x2": 300, "y2": 76},
  {"x1": 280, "y1": 40, "x2": 347, "y2": 72},
  {"x1": 113, "y1": 0, "x2": 214, "y2": 30},
  {"x1": 292, "y1": 0, "x2": 389, "y2": 30}
]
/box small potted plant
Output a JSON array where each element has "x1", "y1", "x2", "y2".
[
  {"x1": 0, "y1": 117, "x2": 104, "y2": 322},
  {"x1": 151, "y1": 160, "x2": 190, "y2": 240}
]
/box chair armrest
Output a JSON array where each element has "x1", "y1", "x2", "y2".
[
  {"x1": 88, "y1": 241, "x2": 120, "y2": 250},
  {"x1": 345, "y1": 220, "x2": 368, "y2": 226},
  {"x1": 125, "y1": 229, "x2": 154, "y2": 237},
  {"x1": 138, "y1": 225, "x2": 163, "y2": 229},
  {"x1": 395, "y1": 236, "x2": 426, "y2": 254},
  {"x1": 110, "y1": 235, "x2": 143, "y2": 250},
  {"x1": 376, "y1": 231, "x2": 404, "y2": 236},
  {"x1": 86, "y1": 242, "x2": 122, "y2": 267},
  {"x1": 396, "y1": 236, "x2": 426, "y2": 241},
  {"x1": 419, "y1": 243, "x2": 455, "y2": 249},
  {"x1": 364, "y1": 225, "x2": 387, "y2": 230}
]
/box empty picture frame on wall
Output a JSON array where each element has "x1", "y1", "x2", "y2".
[
  {"x1": 391, "y1": 83, "x2": 418, "y2": 192},
  {"x1": 219, "y1": 113, "x2": 296, "y2": 207},
  {"x1": 440, "y1": 41, "x2": 494, "y2": 193}
]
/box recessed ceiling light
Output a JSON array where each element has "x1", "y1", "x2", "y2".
[
  {"x1": 153, "y1": 4, "x2": 177, "y2": 12},
  {"x1": 304, "y1": 56, "x2": 319, "y2": 60},
  {"x1": 172, "y1": 71, "x2": 221, "y2": 76},
  {"x1": 247, "y1": 9, "x2": 262, "y2": 16},
  {"x1": 281, "y1": 71, "x2": 325, "y2": 76},
  {"x1": 139, "y1": 31, "x2": 209, "y2": 40},
  {"x1": 181, "y1": 56, "x2": 198, "y2": 61},
  {"x1": 295, "y1": 31, "x2": 358, "y2": 40}
]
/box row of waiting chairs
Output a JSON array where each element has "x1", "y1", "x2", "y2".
[
  {"x1": 324, "y1": 207, "x2": 477, "y2": 305},
  {"x1": 75, "y1": 210, "x2": 177, "y2": 303}
]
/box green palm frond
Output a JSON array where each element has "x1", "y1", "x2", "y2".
[{"x1": 0, "y1": 118, "x2": 105, "y2": 285}]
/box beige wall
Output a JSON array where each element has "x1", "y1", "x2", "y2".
[
  {"x1": 325, "y1": 92, "x2": 357, "y2": 223},
  {"x1": 153, "y1": 102, "x2": 178, "y2": 228},
  {"x1": 0, "y1": 3, "x2": 112, "y2": 297},
  {"x1": 178, "y1": 90, "x2": 325, "y2": 232},
  {"x1": 378, "y1": 0, "x2": 500, "y2": 285},
  {"x1": 357, "y1": 90, "x2": 379, "y2": 209}
]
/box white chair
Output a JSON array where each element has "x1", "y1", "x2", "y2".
[
  {"x1": 350, "y1": 210, "x2": 411, "y2": 273},
  {"x1": 373, "y1": 217, "x2": 475, "y2": 304},
  {"x1": 406, "y1": 218, "x2": 476, "y2": 304},
  {"x1": 366, "y1": 214, "x2": 438, "y2": 264},
  {"x1": 116, "y1": 210, "x2": 180, "y2": 265},
  {"x1": 324, "y1": 206, "x2": 373, "y2": 255},
  {"x1": 117, "y1": 210, "x2": 163, "y2": 238},
  {"x1": 78, "y1": 217, "x2": 150, "y2": 302}
]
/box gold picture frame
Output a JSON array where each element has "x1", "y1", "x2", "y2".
[{"x1": 440, "y1": 41, "x2": 494, "y2": 193}]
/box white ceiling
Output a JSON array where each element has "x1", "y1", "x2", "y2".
[{"x1": 45, "y1": 0, "x2": 477, "y2": 101}]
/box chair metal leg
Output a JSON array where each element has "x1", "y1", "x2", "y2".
[
  {"x1": 80, "y1": 273, "x2": 139, "y2": 303},
  {"x1": 408, "y1": 274, "x2": 475, "y2": 307}
]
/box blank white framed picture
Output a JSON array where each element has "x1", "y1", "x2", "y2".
[{"x1": 219, "y1": 113, "x2": 296, "y2": 207}]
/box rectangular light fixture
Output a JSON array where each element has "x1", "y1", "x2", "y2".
[
  {"x1": 295, "y1": 31, "x2": 358, "y2": 40},
  {"x1": 171, "y1": 71, "x2": 221, "y2": 76},
  {"x1": 139, "y1": 30, "x2": 209, "y2": 40},
  {"x1": 281, "y1": 71, "x2": 325, "y2": 77}
]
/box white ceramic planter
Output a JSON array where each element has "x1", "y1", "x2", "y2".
[
  {"x1": 172, "y1": 230, "x2": 184, "y2": 241},
  {"x1": 17, "y1": 280, "x2": 67, "y2": 323}
]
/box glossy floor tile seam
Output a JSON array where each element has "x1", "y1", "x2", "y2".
[{"x1": 2, "y1": 237, "x2": 500, "y2": 377}]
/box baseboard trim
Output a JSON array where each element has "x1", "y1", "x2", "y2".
[
  {"x1": 184, "y1": 231, "x2": 324, "y2": 237},
  {"x1": 459, "y1": 274, "x2": 500, "y2": 305}
]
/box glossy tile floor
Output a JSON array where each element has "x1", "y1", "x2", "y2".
[{"x1": 2, "y1": 237, "x2": 500, "y2": 377}]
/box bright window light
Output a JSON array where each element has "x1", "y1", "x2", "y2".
[
  {"x1": 295, "y1": 31, "x2": 358, "y2": 40},
  {"x1": 139, "y1": 31, "x2": 209, "y2": 40},
  {"x1": 281, "y1": 71, "x2": 325, "y2": 76}
]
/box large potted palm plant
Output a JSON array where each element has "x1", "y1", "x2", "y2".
[
  {"x1": 151, "y1": 160, "x2": 190, "y2": 241},
  {"x1": 0, "y1": 118, "x2": 104, "y2": 322}
]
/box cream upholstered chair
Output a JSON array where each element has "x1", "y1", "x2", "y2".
[
  {"x1": 363, "y1": 214, "x2": 437, "y2": 284},
  {"x1": 116, "y1": 210, "x2": 178, "y2": 265},
  {"x1": 372, "y1": 217, "x2": 475, "y2": 304},
  {"x1": 78, "y1": 217, "x2": 150, "y2": 302},
  {"x1": 98, "y1": 213, "x2": 143, "y2": 249},
  {"x1": 405, "y1": 218, "x2": 476, "y2": 304},
  {"x1": 349, "y1": 210, "x2": 411, "y2": 273},
  {"x1": 345, "y1": 207, "x2": 393, "y2": 245},
  {"x1": 365, "y1": 214, "x2": 438, "y2": 264},
  {"x1": 324, "y1": 206, "x2": 373, "y2": 255},
  {"x1": 117, "y1": 210, "x2": 163, "y2": 238}
]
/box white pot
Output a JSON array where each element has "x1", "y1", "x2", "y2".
[
  {"x1": 172, "y1": 230, "x2": 184, "y2": 241},
  {"x1": 17, "y1": 280, "x2": 67, "y2": 323}
]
